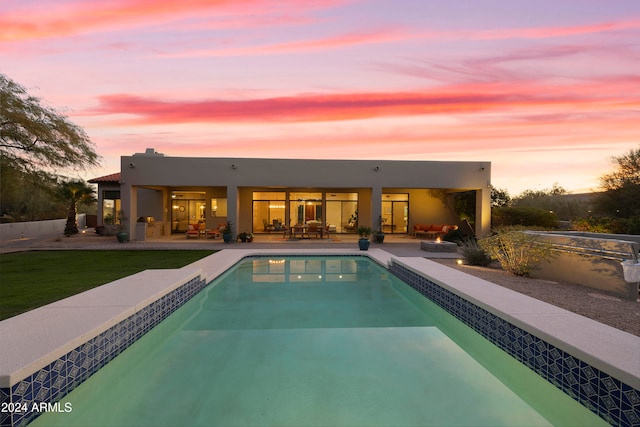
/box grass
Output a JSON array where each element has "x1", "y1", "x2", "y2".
[{"x1": 0, "y1": 250, "x2": 216, "y2": 320}]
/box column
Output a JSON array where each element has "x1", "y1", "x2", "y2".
[
  {"x1": 226, "y1": 185, "x2": 238, "y2": 236},
  {"x1": 475, "y1": 188, "x2": 491, "y2": 237},
  {"x1": 371, "y1": 186, "x2": 382, "y2": 230}
]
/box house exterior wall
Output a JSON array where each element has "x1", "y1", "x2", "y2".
[{"x1": 117, "y1": 152, "x2": 492, "y2": 240}]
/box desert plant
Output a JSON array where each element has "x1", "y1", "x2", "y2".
[
  {"x1": 116, "y1": 210, "x2": 128, "y2": 231},
  {"x1": 223, "y1": 221, "x2": 232, "y2": 235},
  {"x1": 459, "y1": 238, "x2": 492, "y2": 267},
  {"x1": 479, "y1": 226, "x2": 554, "y2": 277},
  {"x1": 356, "y1": 226, "x2": 372, "y2": 238},
  {"x1": 443, "y1": 227, "x2": 465, "y2": 243}
]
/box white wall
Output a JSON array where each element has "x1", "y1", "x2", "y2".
[
  {"x1": 0, "y1": 215, "x2": 87, "y2": 241},
  {"x1": 119, "y1": 154, "x2": 492, "y2": 239}
]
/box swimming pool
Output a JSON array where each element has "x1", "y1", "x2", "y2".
[{"x1": 31, "y1": 256, "x2": 605, "y2": 426}]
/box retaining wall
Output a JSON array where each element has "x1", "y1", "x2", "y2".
[
  {"x1": 529, "y1": 232, "x2": 640, "y2": 301},
  {"x1": 0, "y1": 215, "x2": 86, "y2": 241}
]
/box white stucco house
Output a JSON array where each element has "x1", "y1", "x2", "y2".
[{"x1": 90, "y1": 149, "x2": 492, "y2": 240}]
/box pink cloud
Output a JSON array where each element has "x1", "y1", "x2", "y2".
[
  {"x1": 0, "y1": 0, "x2": 350, "y2": 42},
  {"x1": 86, "y1": 75, "x2": 639, "y2": 125},
  {"x1": 472, "y1": 18, "x2": 640, "y2": 40},
  {"x1": 157, "y1": 27, "x2": 408, "y2": 58}
]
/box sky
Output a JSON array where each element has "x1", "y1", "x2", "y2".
[{"x1": 1, "y1": 0, "x2": 639, "y2": 196}]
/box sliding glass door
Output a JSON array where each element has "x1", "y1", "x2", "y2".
[
  {"x1": 381, "y1": 193, "x2": 408, "y2": 233},
  {"x1": 252, "y1": 192, "x2": 286, "y2": 232},
  {"x1": 326, "y1": 192, "x2": 358, "y2": 233}
]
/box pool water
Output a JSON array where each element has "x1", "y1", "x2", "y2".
[{"x1": 33, "y1": 256, "x2": 605, "y2": 426}]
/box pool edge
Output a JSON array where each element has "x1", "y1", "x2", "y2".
[{"x1": 389, "y1": 257, "x2": 640, "y2": 427}]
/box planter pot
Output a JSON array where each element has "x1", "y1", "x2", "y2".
[
  {"x1": 223, "y1": 233, "x2": 233, "y2": 243},
  {"x1": 374, "y1": 233, "x2": 385, "y2": 244},
  {"x1": 621, "y1": 260, "x2": 640, "y2": 282},
  {"x1": 358, "y1": 238, "x2": 370, "y2": 251},
  {"x1": 116, "y1": 231, "x2": 129, "y2": 243}
]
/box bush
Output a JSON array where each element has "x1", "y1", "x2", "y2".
[
  {"x1": 443, "y1": 227, "x2": 466, "y2": 243},
  {"x1": 479, "y1": 226, "x2": 554, "y2": 277},
  {"x1": 459, "y1": 238, "x2": 492, "y2": 267},
  {"x1": 492, "y1": 206, "x2": 558, "y2": 228},
  {"x1": 571, "y1": 215, "x2": 640, "y2": 234}
]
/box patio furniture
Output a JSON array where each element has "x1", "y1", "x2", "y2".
[
  {"x1": 262, "y1": 219, "x2": 274, "y2": 232},
  {"x1": 186, "y1": 225, "x2": 199, "y2": 239},
  {"x1": 206, "y1": 228, "x2": 220, "y2": 239},
  {"x1": 413, "y1": 224, "x2": 458, "y2": 239},
  {"x1": 308, "y1": 225, "x2": 323, "y2": 238},
  {"x1": 290, "y1": 225, "x2": 307, "y2": 239}
]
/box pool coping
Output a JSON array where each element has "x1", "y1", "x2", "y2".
[
  {"x1": 390, "y1": 257, "x2": 640, "y2": 388},
  {"x1": 1, "y1": 248, "x2": 639, "y2": 426}
]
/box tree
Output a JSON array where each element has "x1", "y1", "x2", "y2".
[
  {"x1": 0, "y1": 73, "x2": 100, "y2": 175},
  {"x1": 595, "y1": 146, "x2": 640, "y2": 220},
  {"x1": 510, "y1": 183, "x2": 581, "y2": 220},
  {"x1": 491, "y1": 186, "x2": 511, "y2": 207},
  {"x1": 0, "y1": 157, "x2": 65, "y2": 221},
  {"x1": 599, "y1": 146, "x2": 640, "y2": 190},
  {"x1": 512, "y1": 182, "x2": 567, "y2": 207},
  {"x1": 58, "y1": 180, "x2": 96, "y2": 236},
  {"x1": 1, "y1": 73, "x2": 100, "y2": 221}
]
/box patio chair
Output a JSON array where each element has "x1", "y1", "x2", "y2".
[
  {"x1": 308, "y1": 225, "x2": 322, "y2": 238},
  {"x1": 186, "y1": 225, "x2": 199, "y2": 239},
  {"x1": 262, "y1": 219, "x2": 274, "y2": 232}
]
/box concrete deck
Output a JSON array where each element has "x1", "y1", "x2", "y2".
[{"x1": 0, "y1": 231, "x2": 460, "y2": 257}]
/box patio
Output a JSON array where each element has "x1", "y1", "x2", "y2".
[{"x1": 0, "y1": 230, "x2": 461, "y2": 259}]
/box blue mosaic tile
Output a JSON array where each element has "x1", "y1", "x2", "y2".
[
  {"x1": 389, "y1": 261, "x2": 640, "y2": 427},
  {"x1": 3, "y1": 275, "x2": 206, "y2": 427}
]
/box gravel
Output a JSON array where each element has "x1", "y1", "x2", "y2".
[{"x1": 432, "y1": 259, "x2": 640, "y2": 337}]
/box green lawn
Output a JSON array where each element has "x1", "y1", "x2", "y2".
[{"x1": 0, "y1": 250, "x2": 216, "y2": 320}]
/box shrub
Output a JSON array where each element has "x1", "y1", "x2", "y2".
[
  {"x1": 479, "y1": 226, "x2": 554, "y2": 277},
  {"x1": 459, "y1": 238, "x2": 492, "y2": 267},
  {"x1": 443, "y1": 227, "x2": 466, "y2": 243},
  {"x1": 571, "y1": 215, "x2": 640, "y2": 234},
  {"x1": 492, "y1": 206, "x2": 558, "y2": 228}
]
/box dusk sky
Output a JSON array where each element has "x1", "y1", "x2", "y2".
[{"x1": 2, "y1": 0, "x2": 639, "y2": 195}]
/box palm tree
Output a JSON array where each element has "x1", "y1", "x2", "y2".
[{"x1": 59, "y1": 180, "x2": 95, "y2": 236}]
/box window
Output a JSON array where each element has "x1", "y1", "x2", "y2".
[
  {"x1": 326, "y1": 193, "x2": 358, "y2": 233},
  {"x1": 252, "y1": 192, "x2": 286, "y2": 232},
  {"x1": 102, "y1": 191, "x2": 120, "y2": 225},
  {"x1": 382, "y1": 193, "x2": 408, "y2": 233},
  {"x1": 211, "y1": 198, "x2": 227, "y2": 217},
  {"x1": 289, "y1": 192, "x2": 322, "y2": 227},
  {"x1": 171, "y1": 191, "x2": 206, "y2": 232}
]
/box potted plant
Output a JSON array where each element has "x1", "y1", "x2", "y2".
[
  {"x1": 222, "y1": 221, "x2": 233, "y2": 243},
  {"x1": 356, "y1": 225, "x2": 372, "y2": 251},
  {"x1": 116, "y1": 210, "x2": 129, "y2": 243},
  {"x1": 374, "y1": 215, "x2": 385, "y2": 244},
  {"x1": 101, "y1": 213, "x2": 117, "y2": 235},
  {"x1": 237, "y1": 232, "x2": 254, "y2": 242}
]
